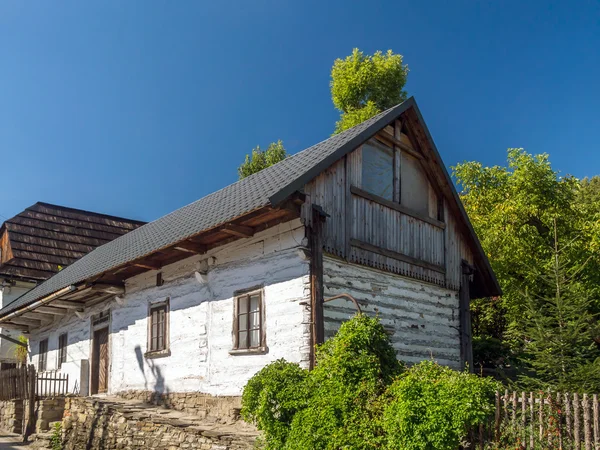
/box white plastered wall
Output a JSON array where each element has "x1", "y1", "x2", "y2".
[{"x1": 27, "y1": 219, "x2": 311, "y2": 396}]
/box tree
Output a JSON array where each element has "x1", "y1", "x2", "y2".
[
  {"x1": 453, "y1": 149, "x2": 600, "y2": 386},
  {"x1": 518, "y1": 220, "x2": 600, "y2": 391},
  {"x1": 331, "y1": 49, "x2": 409, "y2": 134},
  {"x1": 237, "y1": 140, "x2": 287, "y2": 179}
]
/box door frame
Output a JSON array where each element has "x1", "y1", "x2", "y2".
[{"x1": 89, "y1": 310, "x2": 111, "y2": 395}]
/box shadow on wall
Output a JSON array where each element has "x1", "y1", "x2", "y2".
[{"x1": 134, "y1": 345, "x2": 167, "y2": 399}]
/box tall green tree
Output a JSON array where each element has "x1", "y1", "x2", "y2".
[
  {"x1": 453, "y1": 149, "x2": 600, "y2": 387},
  {"x1": 237, "y1": 140, "x2": 287, "y2": 179},
  {"x1": 518, "y1": 219, "x2": 600, "y2": 391},
  {"x1": 331, "y1": 49, "x2": 409, "y2": 134}
]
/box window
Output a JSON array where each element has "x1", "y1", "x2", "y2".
[
  {"x1": 361, "y1": 142, "x2": 394, "y2": 201},
  {"x1": 58, "y1": 333, "x2": 68, "y2": 369},
  {"x1": 38, "y1": 339, "x2": 48, "y2": 372},
  {"x1": 147, "y1": 299, "x2": 169, "y2": 356},
  {"x1": 233, "y1": 290, "x2": 264, "y2": 352},
  {"x1": 401, "y1": 152, "x2": 430, "y2": 216}
]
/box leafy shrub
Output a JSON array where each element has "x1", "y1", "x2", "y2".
[
  {"x1": 242, "y1": 314, "x2": 498, "y2": 449},
  {"x1": 241, "y1": 359, "x2": 308, "y2": 448},
  {"x1": 50, "y1": 421, "x2": 62, "y2": 450},
  {"x1": 383, "y1": 360, "x2": 498, "y2": 450}
]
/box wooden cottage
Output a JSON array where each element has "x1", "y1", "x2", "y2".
[{"x1": 0, "y1": 98, "x2": 499, "y2": 400}]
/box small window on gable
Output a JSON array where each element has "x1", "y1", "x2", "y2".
[
  {"x1": 361, "y1": 142, "x2": 394, "y2": 201},
  {"x1": 58, "y1": 333, "x2": 68, "y2": 369},
  {"x1": 38, "y1": 338, "x2": 48, "y2": 372},
  {"x1": 401, "y1": 152, "x2": 430, "y2": 216},
  {"x1": 232, "y1": 289, "x2": 265, "y2": 353},
  {"x1": 146, "y1": 299, "x2": 169, "y2": 357}
]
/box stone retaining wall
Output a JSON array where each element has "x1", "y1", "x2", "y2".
[
  {"x1": 62, "y1": 397, "x2": 257, "y2": 450},
  {"x1": 35, "y1": 397, "x2": 65, "y2": 431},
  {"x1": 117, "y1": 390, "x2": 242, "y2": 424},
  {"x1": 0, "y1": 399, "x2": 23, "y2": 433}
]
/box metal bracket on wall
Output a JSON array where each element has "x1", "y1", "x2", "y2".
[{"x1": 323, "y1": 293, "x2": 363, "y2": 314}]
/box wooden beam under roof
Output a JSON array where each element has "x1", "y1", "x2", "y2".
[
  {"x1": 172, "y1": 240, "x2": 207, "y2": 254},
  {"x1": 36, "y1": 306, "x2": 69, "y2": 316},
  {"x1": 51, "y1": 299, "x2": 85, "y2": 310},
  {"x1": 134, "y1": 262, "x2": 162, "y2": 271},
  {"x1": 21, "y1": 311, "x2": 55, "y2": 322},
  {"x1": 221, "y1": 223, "x2": 254, "y2": 238},
  {"x1": 9, "y1": 317, "x2": 42, "y2": 327},
  {"x1": 89, "y1": 283, "x2": 125, "y2": 294},
  {"x1": 0, "y1": 322, "x2": 29, "y2": 332}
]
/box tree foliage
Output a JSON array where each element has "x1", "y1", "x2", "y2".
[
  {"x1": 331, "y1": 49, "x2": 408, "y2": 134},
  {"x1": 237, "y1": 140, "x2": 287, "y2": 179},
  {"x1": 453, "y1": 149, "x2": 600, "y2": 389},
  {"x1": 241, "y1": 315, "x2": 497, "y2": 449},
  {"x1": 517, "y1": 220, "x2": 600, "y2": 391},
  {"x1": 12, "y1": 335, "x2": 28, "y2": 365}
]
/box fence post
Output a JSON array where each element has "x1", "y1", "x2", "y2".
[
  {"x1": 557, "y1": 392, "x2": 563, "y2": 450},
  {"x1": 593, "y1": 394, "x2": 599, "y2": 450},
  {"x1": 521, "y1": 392, "x2": 526, "y2": 447},
  {"x1": 585, "y1": 394, "x2": 592, "y2": 450},
  {"x1": 575, "y1": 393, "x2": 581, "y2": 450},
  {"x1": 23, "y1": 365, "x2": 36, "y2": 441},
  {"x1": 495, "y1": 391, "x2": 501, "y2": 441},
  {"x1": 530, "y1": 392, "x2": 535, "y2": 450}
]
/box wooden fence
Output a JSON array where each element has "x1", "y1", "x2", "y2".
[
  {"x1": 0, "y1": 365, "x2": 68, "y2": 400},
  {"x1": 471, "y1": 390, "x2": 600, "y2": 450},
  {"x1": 36, "y1": 371, "x2": 69, "y2": 397}
]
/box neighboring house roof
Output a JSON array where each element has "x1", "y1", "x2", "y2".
[
  {"x1": 0, "y1": 202, "x2": 146, "y2": 282},
  {"x1": 0, "y1": 97, "x2": 500, "y2": 320}
]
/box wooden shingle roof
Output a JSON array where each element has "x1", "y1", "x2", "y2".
[{"x1": 0, "y1": 202, "x2": 145, "y2": 282}]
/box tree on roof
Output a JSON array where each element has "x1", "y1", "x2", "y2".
[
  {"x1": 331, "y1": 49, "x2": 409, "y2": 134},
  {"x1": 237, "y1": 140, "x2": 287, "y2": 179}
]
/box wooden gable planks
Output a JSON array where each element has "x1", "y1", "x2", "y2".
[{"x1": 0, "y1": 230, "x2": 13, "y2": 264}]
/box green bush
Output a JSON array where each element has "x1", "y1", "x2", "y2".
[
  {"x1": 383, "y1": 361, "x2": 498, "y2": 450},
  {"x1": 242, "y1": 314, "x2": 498, "y2": 449}
]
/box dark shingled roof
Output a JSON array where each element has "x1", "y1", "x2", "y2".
[
  {"x1": 0, "y1": 202, "x2": 145, "y2": 281},
  {"x1": 0, "y1": 97, "x2": 500, "y2": 318}
]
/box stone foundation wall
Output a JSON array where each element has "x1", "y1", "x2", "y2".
[
  {"x1": 117, "y1": 390, "x2": 242, "y2": 424},
  {"x1": 62, "y1": 397, "x2": 256, "y2": 450},
  {"x1": 0, "y1": 399, "x2": 23, "y2": 433},
  {"x1": 0, "y1": 397, "x2": 66, "y2": 436},
  {"x1": 35, "y1": 397, "x2": 66, "y2": 432}
]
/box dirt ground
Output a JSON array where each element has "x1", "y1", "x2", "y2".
[{"x1": 0, "y1": 433, "x2": 30, "y2": 449}]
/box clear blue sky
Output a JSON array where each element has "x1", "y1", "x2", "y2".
[{"x1": 1, "y1": 1, "x2": 598, "y2": 222}]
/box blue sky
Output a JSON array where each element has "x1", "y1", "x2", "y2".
[{"x1": 1, "y1": 1, "x2": 598, "y2": 222}]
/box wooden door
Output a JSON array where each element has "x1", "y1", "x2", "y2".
[{"x1": 91, "y1": 327, "x2": 109, "y2": 394}]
